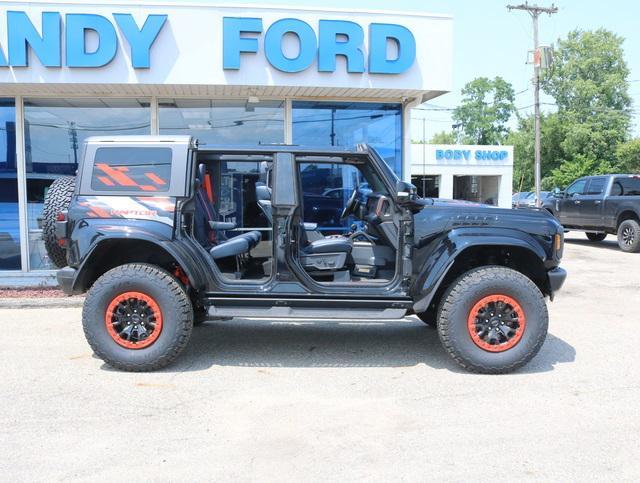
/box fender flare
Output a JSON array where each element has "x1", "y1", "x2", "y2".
[
  {"x1": 615, "y1": 207, "x2": 640, "y2": 227},
  {"x1": 70, "y1": 223, "x2": 207, "y2": 293},
  {"x1": 412, "y1": 228, "x2": 548, "y2": 314}
]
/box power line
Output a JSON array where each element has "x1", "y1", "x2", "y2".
[{"x1": 413, "y1": 106, "x2": 455, "y2": 112}]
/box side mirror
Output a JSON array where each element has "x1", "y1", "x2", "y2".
[
  {"x1": 396, "y1": 181, "x2": 417, "y2": 203},
  {"x1": 552, "y1": 188, "x2": 564, "y2": 199}
]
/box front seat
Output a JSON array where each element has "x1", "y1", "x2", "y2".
[
  {"x1": 255, "y1": 181, "x2": 351, "y2": 271},
  {"x1": 255, "y1": 183, "x2": 273, "y2": 223},
  {"x1": 194, "y1": 163, "x2": 261, "y2": 260},
  {"x1": 299, "y1": 224, "x2": 352, "y2": 271}
]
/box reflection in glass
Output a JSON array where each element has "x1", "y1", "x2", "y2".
[
  {"x1": 453, "y1": 175, "x2": 500, "y2": 206},
  {"x1": 159, "y1": 99, "x2": 284, "y2": 145},
  {"x1": 412, "y1": 175, "x2": 440, "y2": 198},
  {"x1": 299, "y1": 162, "x2": 376, "y2": 234},
  {"x1": 0, "y1": 98, "x2": 20, "y2": 270},
  {"x1": 24, "y1": 98, "x2": 150, "y2": 269},
  {"x1": 292, "y1": 101, "x2": 403, "y2": 175}
]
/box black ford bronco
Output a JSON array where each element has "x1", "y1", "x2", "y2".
[{"x1": 45, "y1": 136, "x2": 566, "y2": 373}]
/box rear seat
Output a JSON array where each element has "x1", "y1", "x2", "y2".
[
  {"x1": 209, "y1": 231, "x2": 261, "y2": 259},
  {"x1": 195, "y1": 163, "x2": 261, "y2": 260}
]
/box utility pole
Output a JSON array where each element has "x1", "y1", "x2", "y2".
[
  {"x1": 507, "y1": 2, "x2": 558, "y2": 207},
  {"x1": 68, "y1": 121, "x2": 79, "y2": 166}
]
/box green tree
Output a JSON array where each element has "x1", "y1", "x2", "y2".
[
  {"x1": 542, "y1": 28, "x2": 631, "y2": 185},
  {"x1": 453, "y1": 77, "x2": 516, "y2": 145},
  {"x1": 616, "y1": 138, "x2": 640, "y2": 173},
  {"x1": 507, "y1": 113, "x2": 566, "y2": 191},
  {"x1": 428, "y1": 130, "x2": 457, "y2": 144}
]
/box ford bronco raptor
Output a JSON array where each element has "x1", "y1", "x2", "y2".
[{"x1": 47, "y1": 136, "x2": 566, "y2": 373}]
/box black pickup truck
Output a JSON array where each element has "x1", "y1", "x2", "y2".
[
  {"x1": 43, "y1": 136, "x2": 566, "y2": 374},
  {"x1": 543, "y1": 174, "x2": 640, "y2": 252}
]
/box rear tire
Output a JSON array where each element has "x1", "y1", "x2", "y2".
[
  {"x1": 437, "y1": 266, "x2": 548, "y2": 374},
  {"x1": 42, "y1": 176, "x2": 75, "y2": 268},
  {"x1": 617, "y1": 219, "x2": 640, "y2": 253},
  {"x1": 586, "y1": 232, "x2": 606, "y2": 242},
  {"x1": 83, "y1": 263, "x2": 193, "y2": 371}
]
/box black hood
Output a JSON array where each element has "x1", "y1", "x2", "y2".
[{"x1": 412, "y1": 197, "x2": 563, "y2": 242}]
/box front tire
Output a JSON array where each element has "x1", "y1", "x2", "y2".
[
  {"x1": 83, "y1": 263, "x2": 193, "y2": 371},
  {"x1": 437, "y1": 266, "x2": 548, "y2": 374},
  {"x1": 586, "y1": 232, "x2": 606, "y2": 242},
  {"x1": 617, "y1": 219, "x2": 640, "y2": 253}
]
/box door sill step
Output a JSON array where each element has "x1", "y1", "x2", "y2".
[{"x1": 207, "y1": 305, "x2": 407, "y2": 320}]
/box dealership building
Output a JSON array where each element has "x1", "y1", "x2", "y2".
[
  {"x1": 411, "y1": 144, "x2": 514, "y2": 208},
  {"x1": 0, "y1": 1, "x2": 454, "y2": 285}
]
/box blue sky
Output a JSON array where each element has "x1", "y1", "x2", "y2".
[{"x1": 224, "y1": 0, "x2": 640, "y2": 141}]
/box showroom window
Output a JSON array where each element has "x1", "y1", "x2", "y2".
[
  {"x1": 0, "y1": 98, "x2": 20, "y2": 270},
  {"x1": 453, "y1": 175, "x2": 500, "y2": 206},
  {"x1": 158, "y1": 99, "x2": 285, "y2": 145},
  {"x1": 24, "y1": 98, "x2": 150, "y2": 270},
  {"x1": 297, "y1": 160, "x2": 387, "y2": 233},
  {"x1": 412, "y1": 175, "x2": 440, "y2": 198},
  {"x1": 292, "y1": 101, "x2": 403, "y2": 176}
]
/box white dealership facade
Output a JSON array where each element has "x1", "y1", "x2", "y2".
[{"x1": 0, "y1": 0, "x2": 453, "y2": 284}]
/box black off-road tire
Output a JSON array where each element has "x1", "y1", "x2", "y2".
[
  {"x1": 42, "y1": 176, "x2": 75, "y2": 268},
  {"x1": 437, "y1": 266, "x2": 548, "y2": 374},
  {"x1": 586, "y1": 232, "x2": 607, "y2": 242},
  {"x1": 83, "y1": 263, "x2": 193, "y2": 371},
  {"x1": 617, "y1": 219, "x2": 640, "y2": 253}
]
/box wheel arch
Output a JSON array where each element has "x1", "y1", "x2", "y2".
[
  {"x1": 616, "y1": 209, "x2": 640, "y2": 228},
  {"x1": 412, "y1": 233, "x2": 549, "y2": 314},
  {"x1": 72, "y1": 237, "x2": 203, "y2": 293}
]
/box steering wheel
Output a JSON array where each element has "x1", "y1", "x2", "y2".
[{"x1": 340, "y1": 188, "x2": 359, "y2": 220}]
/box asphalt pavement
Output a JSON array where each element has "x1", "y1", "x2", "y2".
[{"x1": 1, "y1": 232, "x2": 639, "y2": 481}]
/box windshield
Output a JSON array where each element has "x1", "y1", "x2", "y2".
[{"x1": 368, "y1": 146, "x2": 400, "y2": 185}]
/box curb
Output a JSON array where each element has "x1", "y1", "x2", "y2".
[{"x1": 0, "y1": 297, "x2": 85, "y2": 309}]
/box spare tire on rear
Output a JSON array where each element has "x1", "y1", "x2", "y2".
[{"x1": 42, "y1": 176, "x2": 76, "y2": 268}]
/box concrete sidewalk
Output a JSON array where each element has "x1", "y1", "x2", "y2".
[{"x1": 0, "y1": 296, "x2": 83, "y2": 309}]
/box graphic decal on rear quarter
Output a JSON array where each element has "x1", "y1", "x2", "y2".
[{"x1": 76, "y1": 196, "x2": 176, "y2": 226}]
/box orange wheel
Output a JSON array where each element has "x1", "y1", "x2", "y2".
[
  {"x1": 467, "y1": 294, "x2": 526, "y2": 352},
  {"x1": 105, "y1": 291, "x2": 163, "y2": 349}
]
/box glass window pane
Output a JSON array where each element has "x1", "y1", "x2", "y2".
[
  {"x1": 412, "y1": 175, "x2": 440, "y2": 198},
  {"x1": 0, "y1": 98, "x2": 21, "y2": 270},
  {"x1": 215, "y1": 159, "x2": 271, "y2": 232},
  {"x1": 24, "y1": 98, "x2": 150, "y2": 270},
  {"x1": 454, "y1": 175, "x2": 500, "y2": 205},
  {"x1": 614, "y1": 177, "x2": 640, "y2": 196},
  {"x1": 158, "y1": 99, "x2": 284, "y2": 145},
  {"x1": 292, "y1": 101, "x2": 403, "y2": 175},
  {"x1": 566, "y1": 179, "x2": 587, "y2": 195},
  {"x1": 298, "y1": 162, "x2": 372, "y2": 233},
  {"x1": 91, "y1": 147, "x2": 172, "y2": 192},
  {"x1": 586, "y1": 177, "x2": 606, "y2": 195}
]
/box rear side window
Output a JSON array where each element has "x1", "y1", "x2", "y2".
[
  {"x1": 91, "y1": 147, "x2": 172, "y2": 192},
  {"x1": 612, "y1": 176, "x2": 640, "y2": 196},
  {"x1": 586, "y1": 177, "x2": 606, "y2": 195}
]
